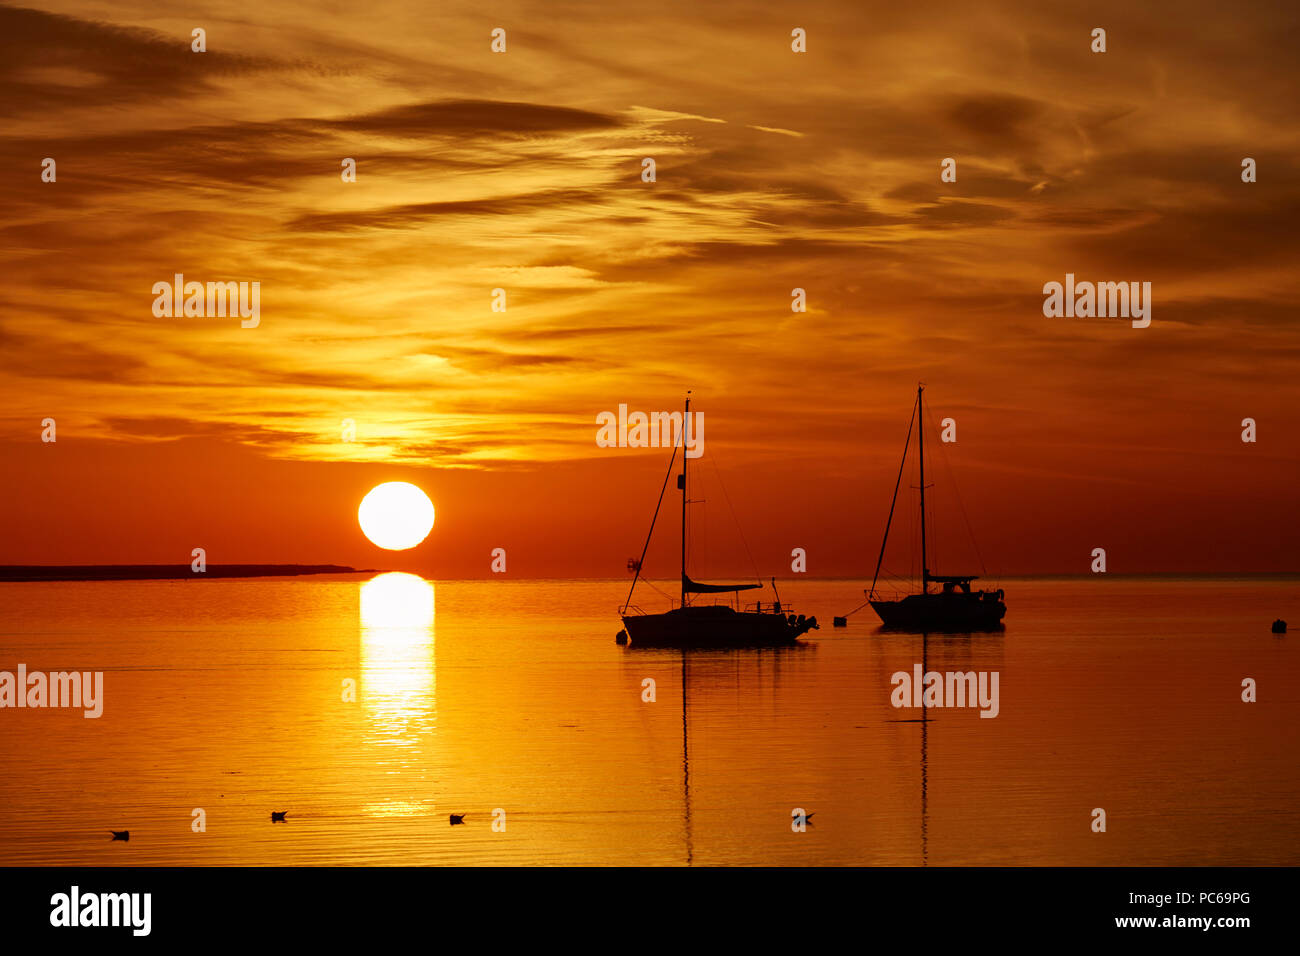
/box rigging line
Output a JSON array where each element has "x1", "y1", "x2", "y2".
[
  {"x1": 868, "y1": 392, "x2": 918, "y2": 600},
  {"x1": 844, "y1": 395, "x2": 919, "y2": 618},
  {"x1": 927, "y1": 465, "x2": 939, "y2": 578},
  {"x1": 623, "y1": 438, "x2": 681, "y2": 611},
  {"x1": 843, "y1": 565, "x2": 913, "y2": 616},
  {"x1": 644, "y1": 578, "x2": 674, "y2": 602},
  {"x1": 709, "y1": 445, "x2": 763, "y2": 588},
  {"x1": 928, "y1": 402, "x2": 987, "y2": 577}
]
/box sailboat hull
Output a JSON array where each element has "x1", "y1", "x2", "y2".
[
  {"x1": 622, "y1": 604, "x2": 816, "y2": 647},
  {"x1": 870, "y1": 592, "x2": 1006, "y2": 633}
]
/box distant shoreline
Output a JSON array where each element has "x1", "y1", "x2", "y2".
[{"x1": 0, "y1": 565, "x2": 380, "y2": 582}]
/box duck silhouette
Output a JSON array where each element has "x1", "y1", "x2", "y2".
[
  {"x1": 270, "y1": 811, "x2": 287, "y2": 822},
  {"x1": 449, "y1": 813, "x2": 466, "y2": 825},
  {"x1": 109, "y1": 830, "x2": 129, "y2": 842}
]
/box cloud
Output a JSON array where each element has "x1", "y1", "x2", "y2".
[
  {"x1": 0, "y1": 5, "x2": 294, "y2": 112},
  {"x1": 322, "y1": 99, "x2": 622, "y2": 136},
  {"x1": 287, "y1": 186, "x2": 608, "y2": 232},
  {"x1": 0, "y1": 0, "x2": 1296, "y2": 493}
]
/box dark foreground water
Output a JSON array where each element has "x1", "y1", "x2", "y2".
[{"x1": 0, "y1": 575, "x2": 1296, "y2": 865}]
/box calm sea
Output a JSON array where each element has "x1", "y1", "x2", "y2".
[{"x1": 0, "y1": 575, "x2": 1296, "y2": 866}]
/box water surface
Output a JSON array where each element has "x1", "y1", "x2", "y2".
[{"x1": 1, "y1": 576, "x2": 1296, "y2": 865}]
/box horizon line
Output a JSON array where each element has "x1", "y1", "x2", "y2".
[{"x1": 1, "y1": 565, "x2": 1297, "y2": 583}]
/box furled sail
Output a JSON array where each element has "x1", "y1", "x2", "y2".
[{"x1": 682, "y1": 573, "x2": 761, "y2": 594}]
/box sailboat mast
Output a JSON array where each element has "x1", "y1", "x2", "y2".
[
  {"x1": 917, "y1": 384, "x2": 928, "y2": 593},
  {"x1": 681, "y1": 391, "x2": 690, "y2": 609}
]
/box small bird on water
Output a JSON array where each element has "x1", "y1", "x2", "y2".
[
  {"x1": 109, "y1": 830, "x2": 129, "y2": 841},
  {"x1": 449, "y1": 814, "x2": 466, "y2": 825},
  {"x1": 270, "y1": 811, "x2": 287, "y2": 822}
]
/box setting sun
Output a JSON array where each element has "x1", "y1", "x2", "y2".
[{"x1": 358, "y1": 482, "x2": 435, "y2": 550}]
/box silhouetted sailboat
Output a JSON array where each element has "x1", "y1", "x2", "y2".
[
  {"x1": 866, "y1": 385, "x2": 1006, "y2": 632},
  {"x1": 619, "y1": 392, "x2": 817, "y2": 647}
]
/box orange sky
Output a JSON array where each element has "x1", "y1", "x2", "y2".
[{"x1": 1, "y1": 0, "x2": 1297, "y2": 576}]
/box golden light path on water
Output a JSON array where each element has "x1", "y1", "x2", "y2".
[{"x1": 359, "y1": 572, "x2": 436, "y2": 818}]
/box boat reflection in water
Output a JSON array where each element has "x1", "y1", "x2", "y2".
[{"x1": 627, "y1": 642, "x2": 813, "y2": 866}]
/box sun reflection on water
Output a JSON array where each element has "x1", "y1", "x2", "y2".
[{"x1": 359, "y1": 572, "x2": 436, "y2": 758}]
